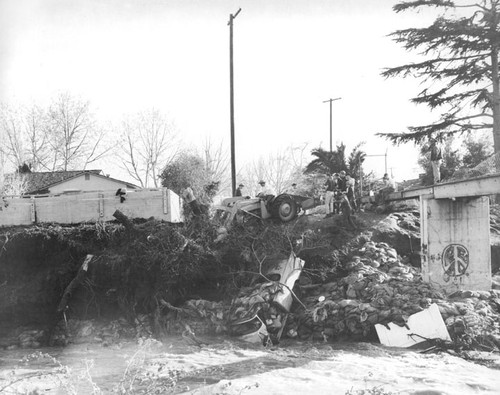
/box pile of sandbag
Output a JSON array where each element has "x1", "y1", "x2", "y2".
[
  {"x1": 164, "y1": 240, "x2": 500, "y2": 348},
  {"x1": 227, "y1": 282, "x2": 284, "y2": 323},
  {"x1": 168, "y1": 240, "x2": 500, "y2": 347},
  {"x1": 173, "y1": 282, "x2": 289, "y2": 340},
  {"x1": 17, "y1": 329, "x2": 45, "y2": 348},
  {"x1": 289, "y1": 241, "x2": 500, "y2": 345},
  {"x1": 438, "y1": 291, "x2": 500, "y2": 346},
  {"x1": 51, "y1": 317, "x2": 147, "y2": 346},
  {"x1": 176, "y1": 299, "x2": 226, "y2": 335}
]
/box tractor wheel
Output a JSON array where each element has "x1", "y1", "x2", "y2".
[{"x1": 273, "y1": 195, "x2": 298, "y2": 222}]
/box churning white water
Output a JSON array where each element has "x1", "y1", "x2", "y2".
[{"x1": 1, "y1": 339, "x2": 499, "y2": 394}]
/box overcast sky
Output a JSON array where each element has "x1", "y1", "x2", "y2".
[{"x1": 0, "y1": 0, "x2": 442, "y2": 181}]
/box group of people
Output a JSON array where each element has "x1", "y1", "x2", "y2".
[
  {"x1": 235, "y1": 180, "x2": 276, "y2": 198},
  {"x1": 179, "y1": 136, "x2": 444, "y2": 219},
  {"x1": 234, "y1": 174, "x2": 358, "y2": 218},
  {"x1": 323, "y1": 170, "x2": 357, "y2": 217}
]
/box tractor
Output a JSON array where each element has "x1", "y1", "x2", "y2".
[{"x1": 213, "y1": 193, "x2": 320, "y2": 230}]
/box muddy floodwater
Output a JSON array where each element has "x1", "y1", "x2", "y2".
[{"x1": 1, "y1": 338, "x2": 499, "y2": 394}]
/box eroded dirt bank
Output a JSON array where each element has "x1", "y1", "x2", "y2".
[
  {"x1": 1, "y1": 205, "x2": 499, "y2": 345},
  {"x1": 0, "y1": 205, "x2": 499, "y2": 393}
]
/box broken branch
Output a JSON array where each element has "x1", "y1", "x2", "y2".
[
  {"x1": 57, "y1": 254, "x2": 93, "y2": 312},
  {"x1": 113, "y1": 209, "x2": 134, "y2": 231}
]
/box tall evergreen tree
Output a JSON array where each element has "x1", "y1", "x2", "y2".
[
  {"x1": 379, "y1": 0, "x2": 500, "y2": 157},
  {"x1": 462, "y1": 135, "x2": 493, "y2": 167}
]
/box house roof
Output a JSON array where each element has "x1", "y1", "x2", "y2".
[
  {"x1": 23, "y1": 170, "x2": 103, "y2": 194},
  {"x1": 22, "y1": 170, "x2": 141, "y2": 194}
]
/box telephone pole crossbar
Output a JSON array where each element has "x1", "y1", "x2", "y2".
[{"x1": 365, "y1": 150, "x2": 388, "y2": 175}]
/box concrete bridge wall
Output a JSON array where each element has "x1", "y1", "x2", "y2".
[{"x1": 421, "y1": 196, "x2": 491, "y2": 292}]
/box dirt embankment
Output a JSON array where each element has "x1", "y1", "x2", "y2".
[
  {"x1": 0, "y1": 218, "x2": 225, "y2": 343},
  {"x1": 0, "y1": 209, "x2": 386, "y2": 343},
  {"x1": 0, "y1": 204, "x2": 499, "y2": 351}
]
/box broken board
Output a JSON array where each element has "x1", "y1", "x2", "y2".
[{"x1": 375, "y1": 303, "x2": 451, "y2": 348}]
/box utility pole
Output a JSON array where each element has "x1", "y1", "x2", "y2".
[
  {"x1": 359, "y1": 161, "x2": 364, "y2": 199},
  {"x1": 323, "y1": 97, "x2": 341, "y2": 152},
  {"x1": 228, "y1": 8, "x2": 241, "y2": 197},
  {"x1": 366, "y1": 150, "x2": 389, "y2": 175},
  {"x1": 385, "y1": 148, "x2": 388, "y2": 175}
]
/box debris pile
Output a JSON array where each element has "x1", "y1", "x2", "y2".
[
  {"x1": 2, "y1": 206, "x2": 500, "y2": 354},
  {"x1": 49, "y1": 317, "x2": 151, "y2": 347},
  {"x1": 226, "y1": 282, "x2": 290, "y2": 340},
  {"x1": 438, "y1": 291, "x2": 500, "y2": 348},
  {"x1": 167, "y1": 282, "x2": 289, "y2": 342},
  {"x1": 160, "y1": 239, "x2": 500, "y2": 350},
  {"x1": 227, "y1": 283, "x2": 284, "y2": 323},
  {"x1": 291, "y1": 242, "x2": 439, "y2": 340},
  {"x1": 17, "y1": 329, "x2": 45, "y2": 349},
  {"x1": 175, "y1": 299, "x2": 226, "y2": 335},
  {"x1": 287, "y1": 241, "x2": 500, "y2": 349}
]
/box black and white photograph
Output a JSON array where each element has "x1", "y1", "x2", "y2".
[{"x1": 0, "y1": 0, "x2": 499, "y2": 394}]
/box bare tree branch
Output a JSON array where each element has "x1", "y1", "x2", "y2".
[{"x1": 117, "y1": 109, "x2": 180, "y2": 188}]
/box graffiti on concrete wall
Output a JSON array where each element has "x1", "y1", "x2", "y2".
[{"x1": 441, "y1": 244, "x2": 469, "y2": 282}]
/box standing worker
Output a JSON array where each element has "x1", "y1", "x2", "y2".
[
  {"x1": 181, "y1": 186, "x2": 202, "y2": 216},
  {"x1": 335, "y1": 171, "x2": 351, "y2": 216},
  {"x1": 337, "y1": 170, "x2": 348, "y2": 192},
  {"x1": 376, "y1": 173, "x2": 395, "y2": 205},
  {"x1": 346, "y1": 175, "x2": 357, "y2": 212},
  {"x1": 324, "y1": 173, "x2": 337, "y2": 217},
  {"x1": 235, "y1": 183, "x2": 244, "y2": 197},
  {"x1": 429, "y1": 138, "x2": 442, "y2": 184}
]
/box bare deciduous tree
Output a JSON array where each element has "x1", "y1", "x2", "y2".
[
  {"x1": 2, "y1": 172, "x2": 28, "y2": 196},
  {"x1": 1, "y1": 95, "x2": 112, "y2": 173},
  {"x1": 118, "y1": 109, "x2": 179, "y2": 188},
  {"x1": 0, "y1": 103, "x2": 52, "y2": 171},
  {"x1": 25, "y1": 104, "x2": 52, "y2": 171},
  {"x1": 202, "y1": 138, "x2": 230, "y2": 194},
  {"x1": 241, "y1": 144, "x2": 310, "y2": 195},
  {"x1": 0, "y1": 142, "x2": 6, "y2": 194},
  {"x1": 49, "y1": 93, "x2": 112, "y2": 171},
  {"x1": 0, "y1": 104, "x2": 26, "y2": 169}
]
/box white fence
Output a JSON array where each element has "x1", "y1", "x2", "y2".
[{"x1": 0, "y1": 188, "x2": 183, "y2": 226}]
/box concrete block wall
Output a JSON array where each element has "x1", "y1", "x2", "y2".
[{"x1": 0, "y1": 188, "x2": 182, "y2": 226}]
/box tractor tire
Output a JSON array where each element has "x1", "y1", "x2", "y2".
[{"x1": 272, "y1": 194, "x2": 298, "y2": 222}]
